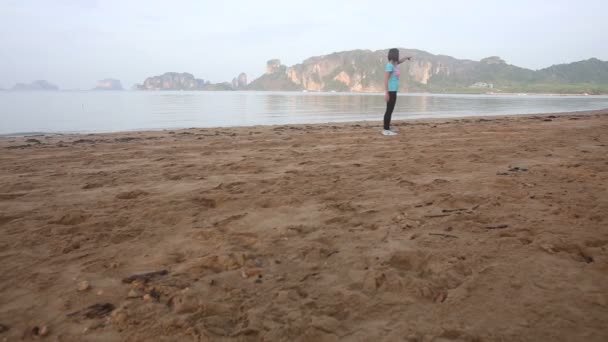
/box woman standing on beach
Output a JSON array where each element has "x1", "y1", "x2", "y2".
[{"x1": 383, "y1": 48, "x2": 411, "y2": 136}]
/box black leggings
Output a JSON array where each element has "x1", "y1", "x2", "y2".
[{"x1": 384, "y1": 91, "x2": 397, "y2": 130}]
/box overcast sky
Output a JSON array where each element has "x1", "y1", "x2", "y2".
[{"x1": 1, "y1": 0, "x2": 606, "y2": 89}]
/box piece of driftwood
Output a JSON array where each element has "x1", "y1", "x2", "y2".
[{"x1": 486, "y1": 224, "x2": 509, "y2": 230}]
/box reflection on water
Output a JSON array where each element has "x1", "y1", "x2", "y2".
[{"x1": 1, "y1": 91, "x2": 607, "y2": 134}]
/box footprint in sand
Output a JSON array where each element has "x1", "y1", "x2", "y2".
[
  {"x1": 82, "y1": 182, "x2": 103, "y2": 190},
  {"x1": 49, "y1": 211, "x2": 90, "y2": 225},
  {"x1": 0, "y1": 192, "x2": 28, "y2": 200},
  {"x1": 224, "y1": 181, "x2": 246, "y2": 194},
  {"x1": 115, "y1": 190, "x2": 149, "y2": 200},
  {"x1": 0, "y1": 215, "x2": 20, "y2": 226},
  {"x1": 191, "y1": 197, "x2": 217, "y2": 208},
  {"x1": 375, "y1": 250, "x2": 472, "y2": 302},
  {"x1": 323, "y1": 201, "x2": 358, "y2": 212},
  {"x1": 324, "y1": 216, "x2": 350, "y2": 225},
  {"x1": 109, "y1": 228, "x2": 144, "y2": 244},
  {"x1": 539, "y1": 241, "x2": 595, "y2": 264},
  {"x1": 584, "y1": 239, "x2": 608, "y2": 248}
]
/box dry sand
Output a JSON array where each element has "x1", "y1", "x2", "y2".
[{"x1": 1, "y1": 111, "x2": 607, "y2": 341}]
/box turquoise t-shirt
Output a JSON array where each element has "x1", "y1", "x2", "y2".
[{"x1": 386, "y1": 62, "x2": 400, "y2": 92}]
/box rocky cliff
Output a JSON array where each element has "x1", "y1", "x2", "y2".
[
  {"x1": 135, "y1": 72, "x2": 204, "y2": 90},
  {"x1": 232, "y1": 73, "x2": 248, "y2": 89},
  {"x1": 238, "y1": 73, "x2": 247, "y2": 88},
  {"x1": 136, "y1": 72, "x2": 245, "y2": 91},
  {"x1": 248, "y1": 49, "x2": 608, "y2": 94},
  {"x1": 93, "y1": 79, "x2": 123, "y2": 90},
  {"x1": 12, "y1": 80, "x2": 59, "y2": 91},
  {"x1": 247, "y1": 60, "x2": 300, "y2": 91}
]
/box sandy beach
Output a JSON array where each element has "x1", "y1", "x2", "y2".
[{"x1": 1, "y1": 110, "x2": 607, "y2": 341}]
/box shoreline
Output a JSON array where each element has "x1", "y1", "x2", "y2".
[
  {"x1": 1, "y1": 108, "x2": 607, "y2": 139},
  {"x1": 1, "y1": 111, "x2": 607, "y2": 340},
  {"x1": 4, "y1": 89, "x2": 608, "y2": 96}
]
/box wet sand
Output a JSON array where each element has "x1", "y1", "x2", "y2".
[{"x1": 1, "y1": 110, "x2": 607, "y2": 341}]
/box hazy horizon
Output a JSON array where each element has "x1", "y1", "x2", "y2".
[{"x1": 1, "y1": 0, "x2": 607, "y2": 89}]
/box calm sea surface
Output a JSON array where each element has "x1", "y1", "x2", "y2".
[{"x1": 1, "y1": 91, "x2": 607, "y2": 135}]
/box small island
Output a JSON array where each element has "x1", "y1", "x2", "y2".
[
  {"x1": 134, "y1": 72, "x2": 247, "y2": 91},
  {"x1": 93, "y1": 79, "x2": 123, "y2": 91},
  {"x1": 12, "y1": 80, "x2": 59, "y2": 91}
]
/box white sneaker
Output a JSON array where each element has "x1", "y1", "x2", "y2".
[
  {"x1": 382, "y1": 129, "x2": 398, "y2": 136},
  {"x1": 389, "y1": 127, "x2": 398, "y2": 133}
]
